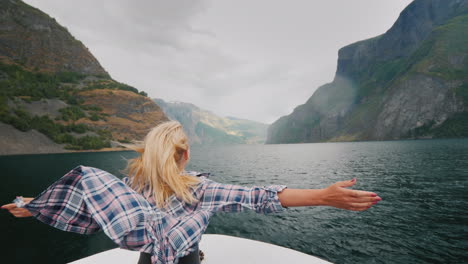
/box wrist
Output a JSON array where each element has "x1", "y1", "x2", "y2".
[
  {"x1": 318, "y1": 189, "x2": 329, "y2": 206},
  {"x1": 307, "y1": 189, "x2": 327, "y2": 206}
]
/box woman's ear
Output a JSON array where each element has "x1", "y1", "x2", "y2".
[{"x1": 183, "y1": 149, "x2": 190, "y2": 161}]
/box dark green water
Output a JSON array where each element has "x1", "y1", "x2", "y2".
[{"x1": 1, "y1": 139, "x2": 467, "y2": 263}]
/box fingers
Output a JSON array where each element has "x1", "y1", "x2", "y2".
[
  {"x1": 328, "y1": 179, "x2": 382, "y2": 211},
  {"x1": 10, "y1": 211, "x2": 31, "y2": 217},
  {"x1": 351, "y1": 190, "x2": 379, "y2": 198},
  {"x1": 1, "y1": 203, "x2": 17, "y2": 210},
  {"x1": 350, "y1": 201, "x2": 373, "y2": 208},
  {"x1": 4, "y1": 208, "x2": 32, "y2": 217},
  {"x1": 351, "y1": 196, "x2": 381, "y2": 203},
  {"x1": 343, "y1": 188, "x2": 380, "y2": 199},
  {"x1": 1, "y1": 203, "x2": 33, "y2": 218},
  {"x1": 347, "y1": 202, "x2": 373, "y2": 211},
  {"x1": 334, "y1": 179, "x2": 378, "y2": 198},
  {"x1": 340, "y1": 188, "x2": 382, "y2": 211},
  {"x1": 349, "y1": 191, "x2": 381, "y2": 202},
  {"x1": 349, "y1": 206, "x2": 370, "y2": 211},
  {"x1": 348, "y1": 197, "x2": 382, "y2": 211},
  {"x1": 2, "y1": 198, "x2": 34, "y2": 218},
  {"x1": 336, "y1": 178, "x2": 356, "y2": 188},
  {"x1": 348, "y1": 191, "x2": 382, "y2": 207}
]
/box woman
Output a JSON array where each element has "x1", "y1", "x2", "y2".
[{"x1": 2, "y1": 121, "x2": 381, "y2": 264}]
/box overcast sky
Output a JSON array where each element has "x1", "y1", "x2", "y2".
[{"x1": 25, "y1": 0, "x2": 413, "y2": 124}]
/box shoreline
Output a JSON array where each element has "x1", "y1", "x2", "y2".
[
  {"x1": 1, "y1": 137, "x2": 467, "y2": 157},
  {"x1": 0, "y1": 147, "x2": 134, "y2": 157},
  {"x1": 71, "y1": 147, "x2": 131, "y2": 153}
]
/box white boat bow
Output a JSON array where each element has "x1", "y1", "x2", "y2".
[{"x1": 70, "y1": 234, "x2": 332, "y2": 264}]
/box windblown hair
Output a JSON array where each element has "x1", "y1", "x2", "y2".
[{"x1": 124, "y1": 121, "x2": 200, "y2": 208}]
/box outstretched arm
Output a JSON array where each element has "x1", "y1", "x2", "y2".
[
  {"x1": 200, "y1": 177, "x2": 380, "y2": 214},
  {"x1": 278, "y1": 178, "x2": 381, "y2": 211}
]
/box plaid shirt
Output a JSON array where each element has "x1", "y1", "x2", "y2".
[{"x1": 24, "y1": 165, "x2": 287, "y2": 264}]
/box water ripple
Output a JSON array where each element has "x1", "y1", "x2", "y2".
[{"x1": 0, "y1": 139, "x2": 467, "y2": 263}]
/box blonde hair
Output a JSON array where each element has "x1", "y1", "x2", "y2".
[{"x1": 124, "y1": 121, "x2": 200, "y2": 208}]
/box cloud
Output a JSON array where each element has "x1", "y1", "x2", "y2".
[
  {"x1": 24, "y1": 0, "x2": 413, "y2": 124},
  {"x1": 27, "y1": 0, "x2": 210, "y2": 50}
]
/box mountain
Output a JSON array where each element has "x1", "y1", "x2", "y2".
[
  {"x1": 267, "y1": 0, "x2": 468, "y2": 144},
  {"x1": 0, "y1": 0, "x2": 168, "y2": 155},
  {"x1": 0, "y1": 0, "x2": 108, "y2": 76},
  {"x1": 154, "y1": 98, "x2": 268, "y2": 145}
]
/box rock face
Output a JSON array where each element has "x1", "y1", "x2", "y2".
[
  {"x1": 0, "y1": 0, "x2": 169, "y2": 154},
  {"x1": 374, "y1": 74, "x2": 464, "y2": 139},
  {"x1": 12, "y1": 98, "x2": 68, "y2": 118},
  {"x1": 78, "y1": 90, "x2": 168, "y2": 141},
  {"x1": 0, "y1": 122, "x2": 66, "y2": 155},
  {"x1": 0, "y1": 0, "x2": 108, "y2": 76},
  {"x1": 267, "y1": 0, "x2": 468, "y2": 144},
  {"x1": 154, "y1": 98, "x2": 268, "y2": 145},
  {"x1": 337, "y1": 0, "x2": 468, "y2": 78}
]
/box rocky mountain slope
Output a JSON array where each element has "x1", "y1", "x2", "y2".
[
  {"x1": 154, "y1": 98, "x2": 268, "y2": 145},
  {"x1": 0, "y1": 0, "x2": 168, "y2": 154},
  {"x1": 0, "y1": 0, "x2": 108, "y2": 76},
  {"x1": 267, "y1": 0, "x2": 468, "y2": 143}
]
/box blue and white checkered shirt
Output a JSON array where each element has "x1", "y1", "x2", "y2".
[{"x1": 24, "y1": 165, "x2": 287, "y2": 264}]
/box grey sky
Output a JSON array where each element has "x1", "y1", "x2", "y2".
[{"x1": 25, "y1": 0, "x2": 413, "y2": 124}]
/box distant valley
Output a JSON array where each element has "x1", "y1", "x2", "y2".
[{"x1": 154, "y1": 98, "x2": 268, "y2": 145}]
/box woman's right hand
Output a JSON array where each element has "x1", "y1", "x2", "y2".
[
  {"x1": 320, "y1": 179, "x2": 381, "y2": 211},
  {"x1": 1, "y1": 197, "x2": 34, "y2": 217}
]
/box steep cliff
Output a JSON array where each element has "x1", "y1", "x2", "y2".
[
  {"x1": 154, "y1": 98, "x2": 268, "y2": 145},
  {"x1": 267, "y1": 0, "x2": 468, "y2": 144},
  {"x1": 0, "y1": 0, "x2": 168, "y2": 154},
  {"x1": 0, "y1": 0, "x2": 108, "y2": 76}
]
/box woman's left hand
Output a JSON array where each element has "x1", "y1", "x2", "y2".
[
  {"x1": 1, "y1": 197, "x2": 34, "y2": 217},
  {"x1": 278, "y1": 179, "x2": 381, "y2": 210},
  {"x1": 319, "y1": 178, "x2": 381, "y2": 211}
]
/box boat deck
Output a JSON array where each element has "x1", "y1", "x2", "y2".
[{"x1": 71, "y1": 234, "x2": 331, "y2": 263}]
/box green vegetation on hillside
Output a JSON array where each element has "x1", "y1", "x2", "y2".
[
  {"x1": 83, "y1": 79, "x2": 142, "y2": 95},
  {"x1": 433, "y1": 113, "x2": 468, "y2": 138},
  {"x1": 58, "y1": 106, "x2": 86, "y2": 121},
  {"x1": 406, "y1": 113, "x2": 468, "y2": 138},
  {"x1": 415, "y1": 14, "x2": 468, "y2": 80},
  {"x1": 351, "y1": 14, "x2": 468, "y2": 101},
  {"x1": 350, "y1": 13, "x2": 468, "y2": 139},
  {"x1": 0, "y1": 62, "x2": 146, "y2": 150},
  {"x1": 455, "y1": 83, "x2": 468, "y2": 105},
  {"x1": 0, "y1": 63, "x2": 83, "y2": 100},
  {"x1": 1, "y1": 108, "x2": 111, "y2": 150},
  {"x1": 0, "y1": 62, "x2": 147, "y2": 99},
  {"x1": 267, "y1": 6, "x2": 468, "y2": 144}
]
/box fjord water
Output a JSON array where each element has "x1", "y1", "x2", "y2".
[{"x1": 1, "y1": 139, "x2": 467, "y2": 264}]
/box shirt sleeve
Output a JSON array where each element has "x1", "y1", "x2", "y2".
[
  {"x1": 23, "y1": 166, "x2": 178, "y2": 264},
  {"x1": 24, "y1": 166, "x2": 102, "y2": 235},
  {"x1": 198, "y1": 177, "x2": 287, "y2": 214},
  {"x1": 22, "y1": 167, "x2": 243, "y2": 264}
]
